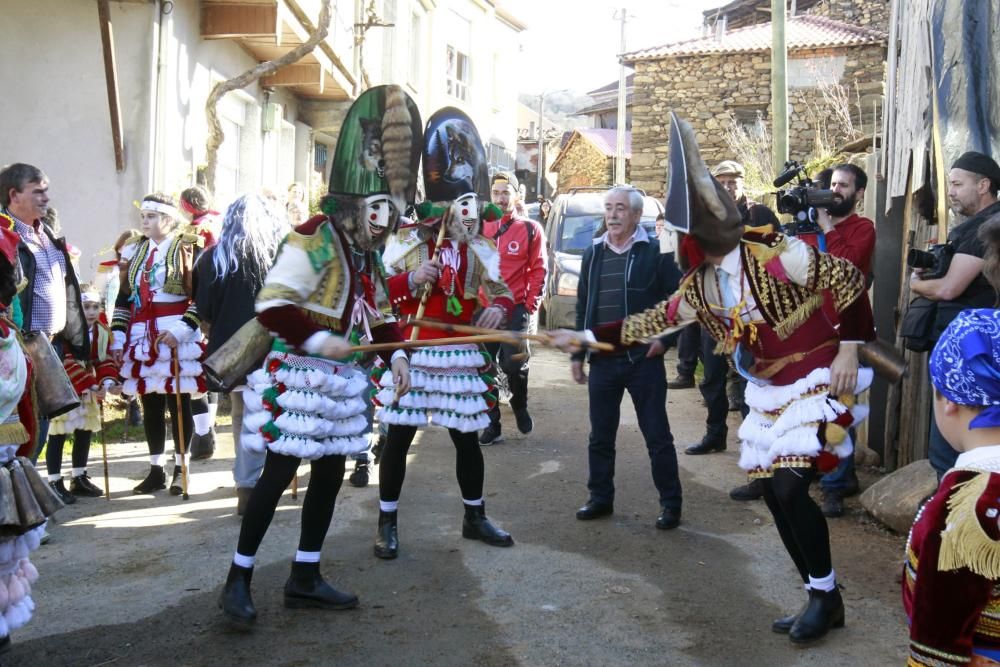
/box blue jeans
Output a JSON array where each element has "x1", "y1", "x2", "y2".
[
  {"x1": 231, "y1": 391, "x2": 265, "y2": 488},
  {"x1": 928, "y1": 406, "x2": 958, "y2": 480},
  {"x1": 586, "y1": 354, "x2": 682, "y2": 510},
  {"x1": 820, "y1": 427, "x2": 858, "y2": 493}
]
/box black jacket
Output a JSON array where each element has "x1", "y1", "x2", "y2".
[
  {"x1": 574, "y1": 233, "x2": 681, "y2": 363},
  {"x1": 15, "y1": 219, "x2": 89, "y2": 360},
  {"x1": 193, "y1": 246, "x2": 265, "y2": 359}
]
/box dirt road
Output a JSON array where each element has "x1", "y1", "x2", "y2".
[{"x1": 6, "y1": 349, "x2": 907, "y2": 666}]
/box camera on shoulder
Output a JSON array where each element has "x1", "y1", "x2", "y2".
[
  {"x1": 772, "y1": 161, "x2": 840, "y2": 235},
  {"x1": 907, "y1": 243, "x2": 954, "y2": 281}
]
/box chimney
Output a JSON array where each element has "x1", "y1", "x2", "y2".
[{"x1": 715, "y1": 14, "x2": 728, "y2": 40}]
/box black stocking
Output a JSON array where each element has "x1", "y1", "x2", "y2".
[
  {"x1": 764, "y1": 467, "x2": 832, "y2": 580},
  {"x1": 448, "y1": 428, "x2": 484, "y2": 501},
  {"x1": 379, "y1": 425, "x2": 416, "y2": 502}
]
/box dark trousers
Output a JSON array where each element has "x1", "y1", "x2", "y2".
[
  {"x1": 586, "y1": 354, "x2": 682, "y2": 510},
  {"x1": 485, "y1": 304, "x2": 531, "y2": 419},
  {"x1": 237, "y1": 450, "x2": 345, "y2": 556},
  {"x1": 699, "y1": 329, "x2": 730, "y2": 441},
  {"x1": 928, "y1": 406, "x2": 958, "y2": 480},
  {"x1": 140, "y1": 393, "x2": 193, "y2": 456},
  {"x1": 675, "y1": 323, "x2": 700, "y2": 378},
  {"x1": 761, "y1": 468, "x2": 832, "y2": 581},
  {"x1": 379, "y1": 424, "x2": 485, "y2": 502},
  {"x1": 46, "y1": 429, "x2": 93, "y2": 475}
]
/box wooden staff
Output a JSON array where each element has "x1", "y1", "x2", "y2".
[
  {"x1": 346, "y1": 334, "x2": 515, "y2": 355},
  {"x1": 408, "y1": 318, "x2": 617, "y2": 352},
  {"x1": 291, "y1": 472, "x2": 298, "y2": 500},
  {"x1": 172, "y1": 355, "x2": 190, "y2": 501},
  {"x1": 408, "y1": 210, "x2": 451, "y2": 341},
  {"x1": 99, "y1": 401, "x2": 110, "y2": 501}
]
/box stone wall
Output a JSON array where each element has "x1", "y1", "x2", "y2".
[
  {"x1": 811, "y1": 0, "x2": 891, "y2": 31},
  {"x1": 552, "y1": 137, "x2": 615, "y2": 191},
  {"x1": 628, "y1": 43, "x2": 885, "y2": 198}
]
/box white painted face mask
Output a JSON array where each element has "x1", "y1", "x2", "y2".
[
  {"x1": 451, "y1": 193, "x2": 479, "y2": 234},
  {"x1": 364, "y1": 195, "x2": 396, "y2": 240}
]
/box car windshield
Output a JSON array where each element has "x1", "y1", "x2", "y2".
[{"x1": 558, "y1": 215, "x2": 604, "y2": 255}]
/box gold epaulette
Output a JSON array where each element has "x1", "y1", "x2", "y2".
[
  {"x1": 622, "y1": 301, "x2": 674, "y2": 346},
  {"x1": 939, "y1": 472, "x2": 1000, "y2": 578},
  {"x1": 177, "y1": 231, "x2": 204, "y2": 248},
  {"x1": 743, "y1": 231, "x2": 789, "y2": 264}
]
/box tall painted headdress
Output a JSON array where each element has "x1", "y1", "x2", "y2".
[
  {"x1": 322, "y1": 85, "x2": 422, "y2": 245},
  {"x1": 421, "y1": 107, "x2": 489, "y2": 203}
]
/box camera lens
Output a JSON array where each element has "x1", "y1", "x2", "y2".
[{"x1": 907, "y1": 248, "x2": 937, "y2": 269}]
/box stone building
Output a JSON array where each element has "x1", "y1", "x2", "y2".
[
  {"x1": 623, "y1": 1, "x2": 888, "y2": 197},
  {"x1": 549, "y1": 128, "x2": 630, "y2": 192}
]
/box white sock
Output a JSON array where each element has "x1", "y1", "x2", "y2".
[
  {"x1": 463, "y1": 497, "x2": 484, "y2": 507},
  {"x1": 380, "y1": 500, "x2": 398, "y2": 512},
  {"x1": 294, "y1": 550, "x2": 321, "y2": 563},
  {"x1": 207, "y1": 401, "x2": 219, "y2": 423},
  {"x1": 151, "y1": 454, "x2": 167, "y2": 467},
  {"x1": 175, "y1": 452, "x2": 191, "y2": 466},
  {"x1": 48, "y1": 474, "x2": 61, "y2": 483},
  {"x1": 72, "y1": 467, "x2": 86, "y2": 477},
  {"x1": 809, "y1": 570, "x2": 837, "y2": 592},
  {"x1": 233, "y1": 552, "x2": 255, "y2": 569},
  {"x1": 193, "y1": 413, "x2": 212, "y2": 436}
]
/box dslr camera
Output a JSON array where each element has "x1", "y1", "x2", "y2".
[
  {"x1": 907, "y1": 243, "x2": 954, "y2": 281},
  {"x1": 772, "y1": 161, "x2": 840, "y2": 235}
]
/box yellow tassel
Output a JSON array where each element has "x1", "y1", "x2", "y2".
[
  {"x1": 825, "y1": 423, "x2": 847, "y2": 446},
  {"x1": 938, "y1": 473, "x2": 1000, "y2": 578}
]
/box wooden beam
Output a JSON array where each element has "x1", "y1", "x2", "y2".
[
  {"x1": 97, "y1": 0, "x2": 125, "y2": 172},
  {"x1": 261, "y1": 63, "x2": 322, "y2": 86},
  {"x1": 202, "y1": 3, "x2": 277, "y2": 39}
]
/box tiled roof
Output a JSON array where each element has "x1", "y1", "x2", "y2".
[
  {"x1": 579, "y1": 128, "x2": 631, "y2": 158},
  {"x1": 621, "y1": 15, "x2": 886, "y2": 62},
  {"x1": 586, "y1": 74, "x2": 635, "y2": 96},
  {"x1": 575, "y1": 93, "x2": 633, "y2": 116}
]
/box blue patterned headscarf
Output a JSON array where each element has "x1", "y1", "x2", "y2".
[{"x1": 930, "y1": 308, "x2": 1000, "y2": 429}]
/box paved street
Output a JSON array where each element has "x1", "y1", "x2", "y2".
[{"x1": 8, "y1": 349, "x2": 907, "y2": 666}]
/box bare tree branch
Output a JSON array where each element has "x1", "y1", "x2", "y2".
[{"x1": 203, "y1": 0, "x2": 333, "y2": 193}]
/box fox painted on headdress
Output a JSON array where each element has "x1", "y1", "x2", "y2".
[
  {"x1": 320, "y1": 85, "x2": 422, "y2": 251},
  {"x1": 418, "y1": 108, "x2": 495, "y2": 245},
  {"x1": 663, "y1": 113, "x2": 743, "y2": 270}
]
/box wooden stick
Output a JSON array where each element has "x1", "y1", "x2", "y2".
[
  {"x1": 291, "y1": 471, "x2": 298, "y2": 500},
  {"x1": 409, "y1": 211, "x2": 451, "y2": 342},
  {"x1": 172, "y1": 355, "x2": 190, "y2": 501},
  {"x1": 99, "y1": 402, "x2": 110, "y2": 501},
  {"x1": 346, "y1": 334, "x2": 515, "y2": 355},
  {"x1": 408, "y1": 318, "x2": 617, "y2": 352}
]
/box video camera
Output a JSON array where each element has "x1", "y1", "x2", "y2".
[
  {"x1": 772, "y1": 161, "x2": 840, "y2": 236},
  {"x1": 907, "y1": 243, "x2": 954, "y2": 281}
]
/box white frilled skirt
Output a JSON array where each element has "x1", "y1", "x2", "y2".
[
  {"x1": 240, "y1": 351, "x2": 369, "y2": 460},
  {"x1": 375, "y1": 344, "x2": 494, "y2": 434},
  {"x1": 737, "y1": 366, "x2": 873, "y2": 477},
  {"x1": 48, "y1": 392, "x2": 101, "y2": 435},
  {"x1": 120, "y1": 315, "x2": 205, "y2": 395}
]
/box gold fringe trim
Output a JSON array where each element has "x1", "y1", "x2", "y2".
[
  {"x1": 773, "y1": 294, "x2": 824, "y2": 340},
  {"x1": 0, "y1": 421, "x2": 28, "y2": 445},
  {"x1": 938, "y1": 473, "x2": 1000, "y2": 578}
]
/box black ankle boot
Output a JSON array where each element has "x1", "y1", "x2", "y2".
[
  {"x1": 462, "y1": 503, "x2": 514, "y2": 547},
  {"x1": 218, "y1": 563, "x2": 256, "y2": 627},
  {"x1": 133, "y1": 465, "x2": 166, "y2": 494},
  {"x1": 190, "y1": 430, "x2": 216, "y2": 461},
  {"x1": 169, "y1": 465, "x2": 184, "y2": 496},
  {"x1": 772, "y1": 599, "x2": 808, "y2": 634},
  {"x1": 374, "y1": 510, "x2": 399, "y2": 559},
  {"x1": 788, "y1": 586, "x2": 845, "y2": 643},
  {"x1": 283, "y1": 561, "x2": 359, "y2": 610}
]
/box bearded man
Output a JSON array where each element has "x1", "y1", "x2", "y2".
[
  {"x1": 218, "y1": 85, "x2": 420, "y2": 628},
  {"x1": 372, "y1": 108, "x2": 516, "y2": 559}
]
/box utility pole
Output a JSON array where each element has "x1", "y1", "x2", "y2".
[
  {"x1": 536, "y1": 92, "x2": 545, "y2": 199},
  {"x1": 613, "y1": 7, "x2": 628, "y2": 184},
  {"x1": 771, "y1": 0, "x2": 788, "y2": 175}
]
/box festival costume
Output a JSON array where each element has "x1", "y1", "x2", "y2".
[
  {"x1": 903, "y1": 309, "x2": 1000, "y2": 667},
  {"x1": 373, "y1": 108, "x2": 515, "y2": 560},
  {"x1": 220, "y1": 85, "x2": 421, "y2": 627},
  {"x1": 111, "y1": 207, "x2": 205, "y2": 494},
  {"x1": 0, "y1": 227, "x2": 62, "y2": 651},
  {"x1": 589, "y1": 113, "x2": 875, "y2": 644}
]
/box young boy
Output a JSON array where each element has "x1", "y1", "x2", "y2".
[{"x1": 903, "y1": 308, "x2": 1000, "y2": 666}]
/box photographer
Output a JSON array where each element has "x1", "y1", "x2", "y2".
[{"x1": 909, "y1": 151, "x2": 1000, "y2": 477}]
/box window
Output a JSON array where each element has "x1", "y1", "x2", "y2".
[
  {"x1": 408, "y1": 11, "x2": 422, "y2": 88},
  {"x1": 447, "y1": 45, "x2": 470, "y2": 101},
  {"x1": 445, "y1": 11, "x2": 472, "y2": 102},
  {"x1": 382, "y1": 0, "x2": 397, "y2": 83},
  {"x1": 216, "y1": 94, "x2": 247, "y2": 205},
  {"x1": 314, "y1": 142, "x2": 329, "y2": 175}
]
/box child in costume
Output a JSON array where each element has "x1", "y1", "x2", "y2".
[
  {"x1": 903, "y1": 309, "x2": 1000, "y2": 666},
  {"x1": 372, "y1": 107, "x2": 516, "y2": 559},
  {"x1": 45, "y1": 283, "x2": 120, "y2": 503}
]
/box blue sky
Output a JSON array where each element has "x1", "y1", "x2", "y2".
[{"x1": 507, "y1": 0, "x2": 724, "y2": 94}]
